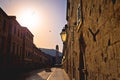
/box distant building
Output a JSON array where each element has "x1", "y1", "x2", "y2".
[
  {"x1": 33, "y1": 45, "x2": 53, "y2": 68},
  {"x1": 40, "y1": 48, "x2": 62, "y2": 65},
  {"x1": 55, "y1": 45, "x2": 59, "y2": 64}
]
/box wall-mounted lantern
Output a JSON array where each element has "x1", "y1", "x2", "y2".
[
  {"x1": 60, "y1": 26, "x2": 68, "y2": 65},
  {"x1": 60, "y1": 28, "x2": 67, "y2": 43}
]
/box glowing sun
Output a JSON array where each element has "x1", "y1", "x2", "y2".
[{"x1": 17, "y1": 9, "x2": 40, "y2": 29}]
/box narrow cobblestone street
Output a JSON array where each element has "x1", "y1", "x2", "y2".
[
  {"x1": 22, "y1": 68, "x2": 54, "y2": 80},
  {"x1": 24, "y1": 68, "x2": 70, "y2": 80},
  {"x1": 9, "y1": 68, "x2": 70, "y2": 80}
]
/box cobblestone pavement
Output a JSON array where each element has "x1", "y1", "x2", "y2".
[
  {"x1": 47, "y1": 68, "x2": 70, "y2": 80},
  {"x1": 0, "y1": 68, "x2": 70, "y2": 80},
  {"x1": 25, "y1": 68, "x2": 55, "y2": 80}
]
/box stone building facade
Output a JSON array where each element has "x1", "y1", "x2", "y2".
[
  {"x1": 0, "y1": 8, "x2": 9, "y2": 68},
  {"x1": 8, "y1": 16, "x2": 24, "y2": 68},
  {"x1": 22, "y1": 27, "x2": 34, "y2": 62},
  {"x1": 62, "y1": 0, "x2": 120, "y2": 80}
]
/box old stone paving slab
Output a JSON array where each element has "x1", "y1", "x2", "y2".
[
  {"x1": 25, "y1": 68, "x2": 70, "y2": 80},
  {"x1": 47, "y1": 68, "x2": 70, "y2": 80}
]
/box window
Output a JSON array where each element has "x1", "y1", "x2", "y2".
[
  {"x1": 67, "y1": 1, "x2": 70, "y2": 20},
  {"x1": 3, "y1": 19, "x2": 6, "y2": 31},
  {"x1": 26, "y1": 51, "x2": 28, "y2": 57},
  {"x1": 28, "y1": 53, "x2": 30, "y2": 57},
  {"x1": 77, "y1": 1, "x2": 83, "y2": 32},
  {"x1": 77, "y1": 4, "x2": 82, "y2": 24},
  {"x1": 21, "y1": 31, "x2": 22, "y2": 38},
  {"x1": 18, "y1": 29, "x2": 20, "y2": 37},
  {"x1": 1, "y1": 37, "x2": 5, "y2": 54},
  {"x1": 20, "y1": 47, "x2": 23, "y2": 57},
  {"x1": 9, "y1": 23, "x2": 12, "y2": 33},
  {"x1": 17, "y1": 45, "x2": 19, "y2": 56},
  {"x1": 0, "y1": 38, "x2": 1, "y2": 50},
  {"x1": 12, "y1": 43, "x2": 15, "y2": 54},
  {"x1": 14, "y1": 26, "x2": 16, "y2": 34}
]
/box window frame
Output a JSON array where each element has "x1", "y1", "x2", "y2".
[{"x1": 76, "y1": 1, "x2": 83, "y2": 32}]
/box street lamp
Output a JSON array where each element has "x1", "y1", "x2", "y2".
[
  {"x1": 60, "y1": 29, "x2": 67, "y2": 43},
  {"x1": 60, "y1": 28, "x2": 67, "y2": 66}
]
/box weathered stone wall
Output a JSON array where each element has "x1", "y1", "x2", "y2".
[
  {"x1": 82, "y1": 0, "x2": 120, "y2": 80},
  {"x1": 65, "y1": 0, "x2": 120, "y2": 80}
]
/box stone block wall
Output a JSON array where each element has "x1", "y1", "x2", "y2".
[
  {"x1": 82, "y1": 0, "x2": 120, "y2": 80},
  {"x1": 65, "y1": 0, "x2": 120, "y2": 80}
]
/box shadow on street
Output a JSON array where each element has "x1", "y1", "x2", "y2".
[{"x1": 0, "y1": 68, "x2": 45, "y2": 80}]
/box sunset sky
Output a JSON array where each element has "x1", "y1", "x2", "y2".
[{"x1": 0, "y1": 0, "x2": 67, "y2": 52}]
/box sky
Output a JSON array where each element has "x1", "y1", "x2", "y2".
[{"x1": 0, "y1": 0, "x2": 67, "y2": 52}]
